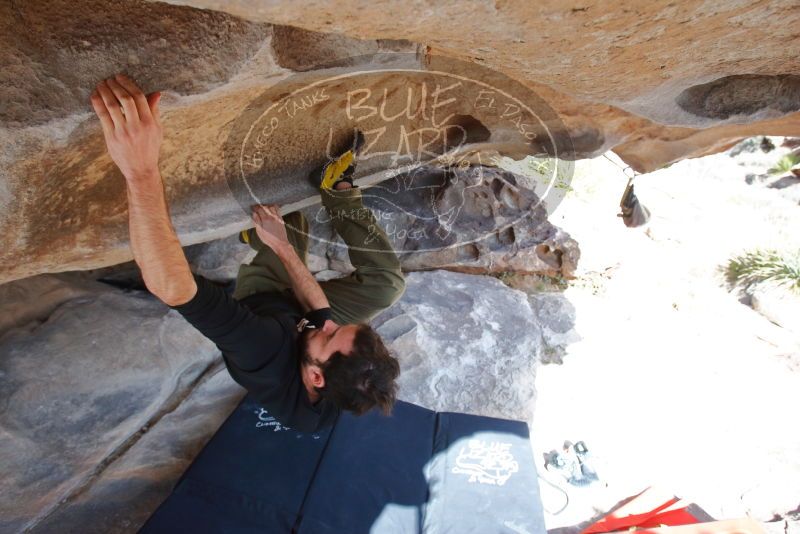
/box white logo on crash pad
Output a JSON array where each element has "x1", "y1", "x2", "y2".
[
  {"x1": 253, "y1": 407, "x2": 290, "y2": 432},
  {"x1": 452, "y1": 440, "x2": 519, "y2": 486}
]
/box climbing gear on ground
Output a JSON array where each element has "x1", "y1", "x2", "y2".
[
  {"x1": 544, "y1": 448, "x2": 588, "y2": 487},
  {"x1": 544, "y1": 440, "x2": 599, "y2": 487},
  {"x1": 310, "y1": 130, "x2": 365, "y2": 191},
  {"x1": 570, "y1": 440, "x2": 599, "y2": 483}
]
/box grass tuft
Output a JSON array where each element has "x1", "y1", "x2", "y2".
[
  {"x1": 768, "y1": 153, "x2": 800, "y2": 175},
  {"x1": 726, "y1": 249, "x2": 800, "y2": 293}
]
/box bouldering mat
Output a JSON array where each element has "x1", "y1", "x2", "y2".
[{"x1": 141, "y1": 397, "x2": 544, "y2": 534}]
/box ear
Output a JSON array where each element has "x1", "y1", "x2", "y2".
[{"x1": 311, "y1": 367, "x2": 325, "y2": 389}]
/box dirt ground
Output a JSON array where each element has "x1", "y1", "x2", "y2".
[{"x1": 519, "y1": 140, "x2": 800, "y2": 532}]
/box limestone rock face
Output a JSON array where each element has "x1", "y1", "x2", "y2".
[
  {"x1": 0, "y1": 277, "x2": 233, "y2": 532},
  {"x1": 371, "y1": 270, "x2": 542, "y2": 420},
  {"x1": 2, "y1": 0, "x2": 799, "y2": 284}
]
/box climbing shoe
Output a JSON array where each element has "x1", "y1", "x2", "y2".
[
  {"x1": 309, "y1": 130, "x2": 365, "y2": 191},
  {"x1": 238, "y1": 229, "x2": 251, "y2": 245}
]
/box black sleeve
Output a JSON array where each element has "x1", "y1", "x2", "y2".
[{"x1": 169, "y1": 274, "x2": 289, "y2": 372}]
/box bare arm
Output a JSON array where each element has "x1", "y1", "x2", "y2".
[
  {"x1": 252, "y1": 205, "x2": 329, "y2": 313},
  {"x1": 91, "y1": 74, "x2": 196, "y2": 306},
  {"x1": 125, "y1": 172, "x2": 196, "y2": 305}
]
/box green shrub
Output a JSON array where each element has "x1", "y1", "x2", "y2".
[
  {"x1": 726, "y1": 249, "x2": 800, "y2": 293},
  {"x1": 768, "y1": 153, "x2": 800, "y2": 175}
]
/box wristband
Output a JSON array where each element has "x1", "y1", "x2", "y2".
[{"x1": 296, "y1": 307, "x2": 332, "y2": 332}]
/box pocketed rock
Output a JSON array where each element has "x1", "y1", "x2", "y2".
[{"x1": 305, "y1": 165, "x2": 580, "y2": 278}]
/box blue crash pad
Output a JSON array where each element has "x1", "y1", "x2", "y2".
[
  {"x1": 141, "y1": 398, "x2": 545, "y2": 534},
  {"x1": 423, "y1": 412, "x2": 544, "y2": 533}
]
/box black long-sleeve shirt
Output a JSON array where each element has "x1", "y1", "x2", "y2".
[{"x1": 170, "y1": 274, "x2": 338, "y2": 433}]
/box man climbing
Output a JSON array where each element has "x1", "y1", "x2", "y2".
[{"x1": 90, "y1": 74, "x2": 406, "y2": 433}]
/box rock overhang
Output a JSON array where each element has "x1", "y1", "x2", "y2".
[{"x1": 2, "y1": 0, "x2": 799, "y2": 283}]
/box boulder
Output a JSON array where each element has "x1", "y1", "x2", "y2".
[
  {"x1": 371, "y1": 270, "x2": 542, "y2": 421},
  {"x1": 526, "y1": 292, "x2": 581, "y2": 365},
  {"x1": 3, "y1": 0, "x2": 800, "y2": 283},
  {"x1": 0, "y1": 274, "x2": 106, "y2": 336},
  {"x1": 183, "y1": 234, "x2": 256, "y2": 282},
  {"x1": 156, "y1": 0, "x2": 800, "y2": 166},
  {"x1": 29, "y1": 367, "x2": 244, "y2": 534},
  {"x1": 0, "y1": 280, "x2": 224, "y2": 532}
]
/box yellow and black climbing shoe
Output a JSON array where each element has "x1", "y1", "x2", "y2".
[
  {"x1": 238, "y1": 229, "x2": 251, "y2": 245},
  {"x1": 309, "y1": 130, "x2": 365, "y2": 191}
]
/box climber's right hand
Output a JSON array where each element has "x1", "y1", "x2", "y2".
[
  {"x1": 90, "y1": 74, "x2": 163, "y2": 184},
  {"x1": 252, "y1": 204, "x2": 291, "y2": 252}
]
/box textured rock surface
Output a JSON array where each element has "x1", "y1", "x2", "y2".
[
  {"x1": 158, "y1": 0, "x2": 800, "y2": 161},
  {"x1": 183, "y1": 234, "x2": 256, "y2": 282},
  {"x1": 0, "y1": 0, "x2": 427, "y2": 285},
  {"x1": 2, "y1": 0, "x2": 800, "y2": 284},
  {"x1": 0, "y1": 274, "x2": 104, "y2": 336},
  {"x1": 88, "y1": 158, "x2": 583, "y2": 283},
  {"x1": 306, "y1": 165, "x2": 580, "y2": 278},
  {"x1": 0, "y1": 279, "x2": 225, "y2": 532},
  {"x1": 371, "y1": 270, "x2": 542, "y2": 420},
  {"x1": 526, "y1": 292, "x2": 581, "y2": 365},
  {"x1": 30, "y1": 367, "x2": 243, "y2": 534}
]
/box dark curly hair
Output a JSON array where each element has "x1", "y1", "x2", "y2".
[{"x1": 316, "y1": 324, "x2": 400, "y2": 416}]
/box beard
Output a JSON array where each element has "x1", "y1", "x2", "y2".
[
  {"x1": 297, "y1": 328, "x2": 328, "y2": 371},
  {"x1": 297, "y1": 328, "x2": 313, "y2": 366},
  {"x1": 297, "y1": 328, "x2": 327, "y2": 397}
]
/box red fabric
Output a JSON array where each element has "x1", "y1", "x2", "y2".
[{"x1": 582, "y1": 487, "x2": 698, "y2": 534}]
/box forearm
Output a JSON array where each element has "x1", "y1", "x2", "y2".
[
  {"x1": 126, "y1": 171, "x2": 196, "y2": 306},
  {"x1": 273, "y1": 242, "x2": 329, "y2": 313}
]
